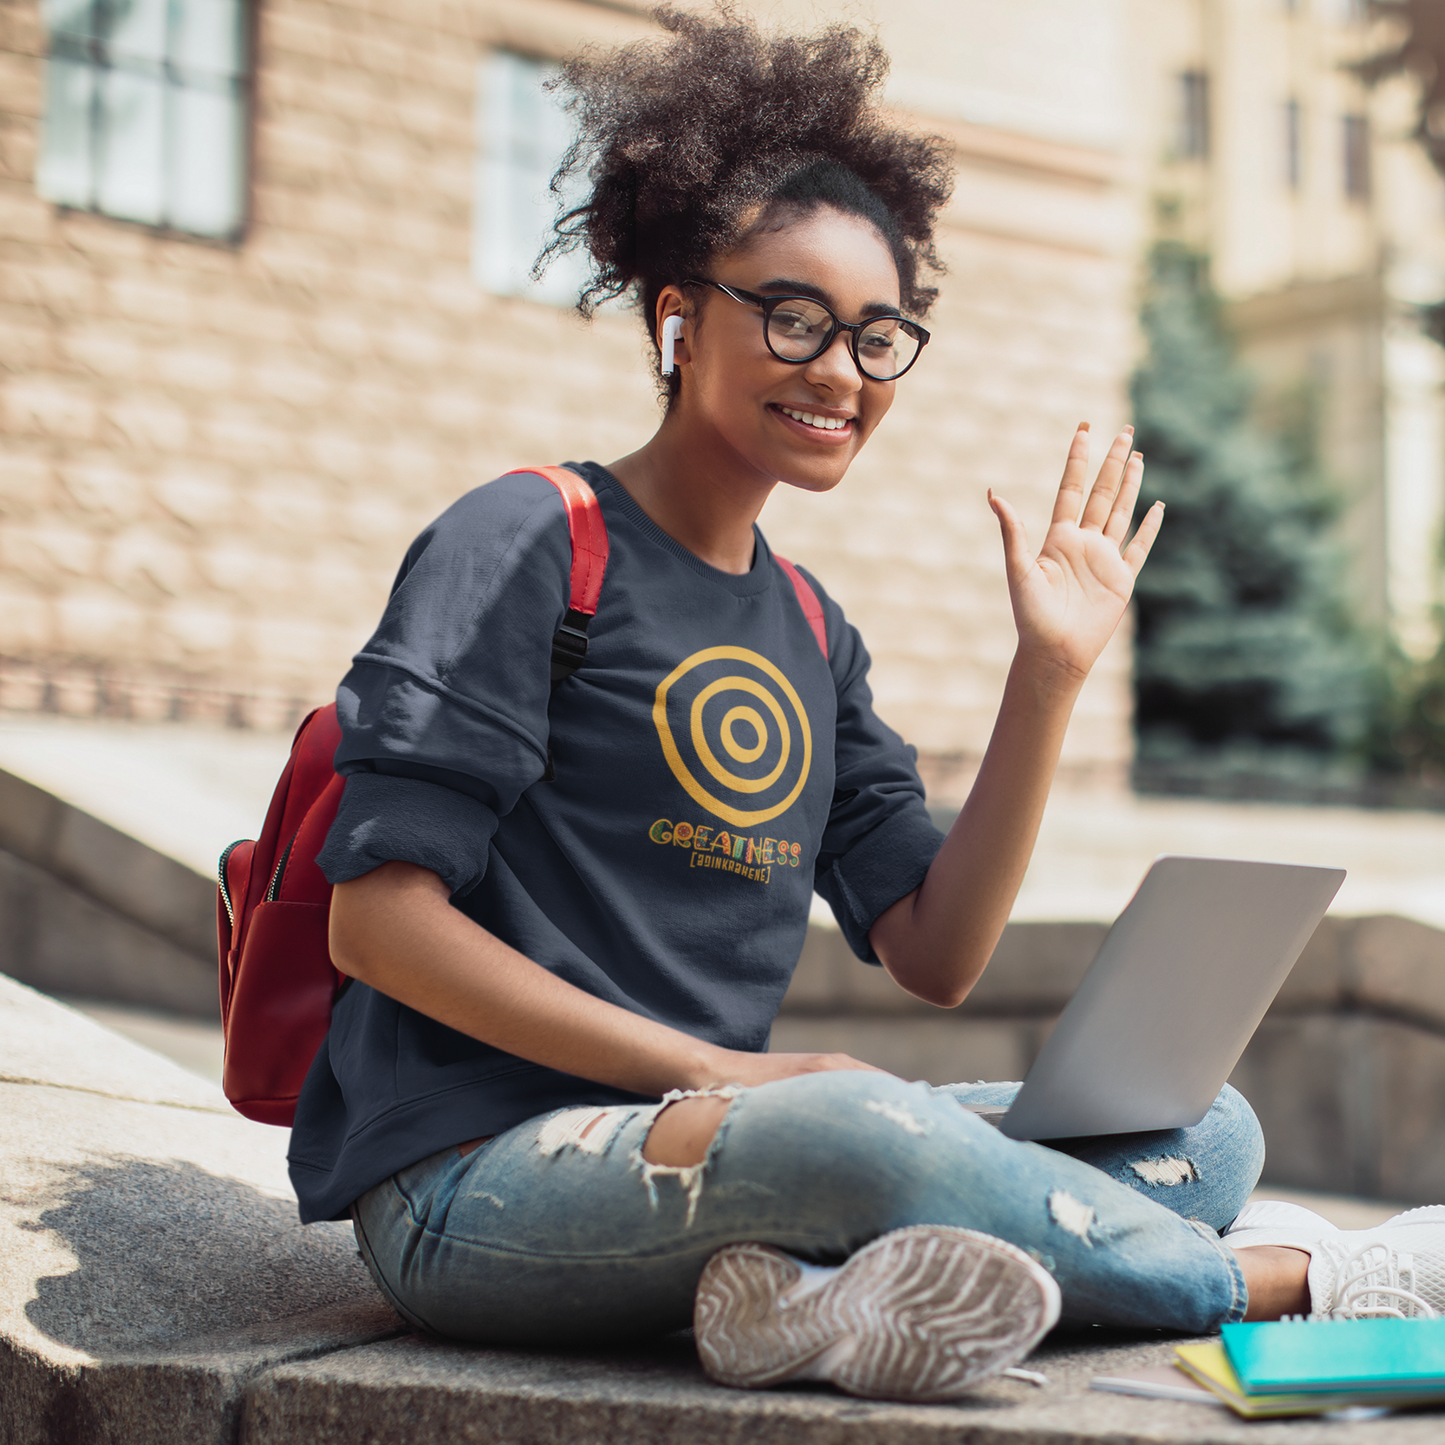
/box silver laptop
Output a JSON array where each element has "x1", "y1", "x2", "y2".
[{"x1": 974, "y1": 856, "x2": 1345, "y2": 1141}]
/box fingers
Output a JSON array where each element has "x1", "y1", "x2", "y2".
[
  {"x1": 1049, "y1": 423, "x2": 1092, "y2": 526},
  {"x1": 1102, "y1": 450, "x2": 1144, "y2": 544},
  {"x1": 1121, "y1": 499, "x2": 1165, "y2": 575},
  {"x1": 1077, "y1": 426, "x2": 1135, "y2": 531}
]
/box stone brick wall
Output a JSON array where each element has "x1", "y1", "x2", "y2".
[
  {"x1": 0, "y1": 0, "x2": 661, "y2": 728},
  {"x1": 0, "y1": 0, "x2": 1140, "y2": 799}
]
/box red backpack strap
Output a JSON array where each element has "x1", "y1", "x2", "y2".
[
  {"x1": 774, "y1": 555, "x2": 828, "y2": 659},
  {"x1": 505, "y1": 466, "x2": 610, "y2": 683}
]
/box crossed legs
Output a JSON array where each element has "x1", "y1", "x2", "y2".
[
  {"x1": 646, "y1": 1076, "x2": 1302, "y2": 1320},
  {"x1": 354, "y1": 1072, "x2": 1263, "y2": 1343}
]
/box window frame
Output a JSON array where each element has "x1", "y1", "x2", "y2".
[
  {"x1": 1283, "y1": 97, "x2": 1302, "y2": 192},
  {"x1": 36, "y1": 0, "x2": 257, "y2": 245},
  {"x1": 1176, "y1": 70, "x2": 1211, "y2": 163},
  {"x1": 472, "y1": 47, "x2": 589, "y2": 307},
  {"x1": 1343, "y1": 112, "x2": 1371, "y2": 203}
]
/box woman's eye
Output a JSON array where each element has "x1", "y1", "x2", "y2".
[
  {"x1": 861, "y1": 324, "x2": 899, "y2": 351},
  {"x1": 774, "y1": 309, "x2": 819, "y2": 337}
]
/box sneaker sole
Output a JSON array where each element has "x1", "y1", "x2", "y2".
[{"x1": 694, "y1": 1224, "x2": 1062, "y2": 1401}]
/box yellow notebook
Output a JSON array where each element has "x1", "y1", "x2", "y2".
[{"x1": 1174, "y1": 1343, "x2": 1445, "y2": 1420}]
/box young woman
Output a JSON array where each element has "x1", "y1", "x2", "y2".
[{"x1": 290, "y1": 8, "x2": 1441, "y2": 1401}]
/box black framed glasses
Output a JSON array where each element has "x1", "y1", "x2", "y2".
[{"x1": 685, "y1": 280, "x2": 930, "y2": 381}]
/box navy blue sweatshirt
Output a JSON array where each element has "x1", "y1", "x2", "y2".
[{"x1": 289, "y1": 463, "x2": 945, "y2": 1222}]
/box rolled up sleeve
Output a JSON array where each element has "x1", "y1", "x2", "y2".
[
  {"x1": 316, "y1": 471, "x2": 573, "y2": 895},
  {"x1": 317, "y1": 770, "x2": 500, "y2": 897}
]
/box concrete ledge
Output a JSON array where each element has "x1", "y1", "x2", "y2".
[
  {"x1": 781, "y1": 914, "x2": 1445, "y2": 1025},
  {"x1": 0, "y1": 976, "x2": 399, "y2": 1444},
  {"x1": 2, "y1": 1296, "x2": 398, "y2": 1445},
  {"x1": 0, "y1": 766, "x2": 214, "y2": 959},
  {"x1": 1232, "y1": 1013, "x2": 1445, "y2": 1201},
  {"x1": 777, "y1": 915, "x2": 1445, "y2": 1203},
  {"x1": 782, "y1": 921, "x2": 1112, "y2": 1019},
  {"x1": 0, "y1": 966, "x2": 225, "y2": 1108},
  {"x1": 0, "y1": 846, "x2": 218, "y2": 1020},
  {"x1": 241, "y1": 1330, "x2": 1445, "y2": 1444},
  {"x1": 5, "y1": 973, "x2": 1439, "y2": 1444},
  {"x1": 0, "y1": 766, "x2": 218, "y2": 1019}
]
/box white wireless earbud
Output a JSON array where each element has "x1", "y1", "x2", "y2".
[{"x1": 660, "y1": 315, "x2": 685, "y2": 376}]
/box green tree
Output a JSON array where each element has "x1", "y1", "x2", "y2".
[
  {"x1": 1355, "y1": 2, "x2": 1445, "y2": 175},
  {"x1": 1366, "y1": 638, "x2": 1445, "y2": 780},
  {"x1": 1131, "y1": 244, "x2": 1369, "y2": 771}
]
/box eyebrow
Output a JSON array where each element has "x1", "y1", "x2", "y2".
[{"x1": 754, "y1": 278, "x2": 902, "y2": 319}]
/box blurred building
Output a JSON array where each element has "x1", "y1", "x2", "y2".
[
  {"x1": 1136, "y1": 0, "x2": 1445, "y2": 660},
  {"x1": 0, "y1": 0, "x2": 1140, "y2": 805}
]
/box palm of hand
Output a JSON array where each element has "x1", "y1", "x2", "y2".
[{"x1": 990, "y1": 427, "x2": 1162, "y2": 684}]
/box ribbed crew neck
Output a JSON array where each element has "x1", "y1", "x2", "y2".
[{"x1": 570, "y1": 461, "x2": 777, "y2": 598}]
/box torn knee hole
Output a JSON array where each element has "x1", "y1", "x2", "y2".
[
  {"x1": 641, "y1": 1094, "x2": 732, "y2": 1167},
  {"x1": 535, "y1": 1106, "x2": 633, "y2": 1159},
  {"x1": 1130, "y1": 1156, "x2": 1199, "y2": 1187}
]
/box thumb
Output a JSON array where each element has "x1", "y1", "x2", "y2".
[{"x1": 989, "y1": 489, "x2": 1034, "y2": 584}]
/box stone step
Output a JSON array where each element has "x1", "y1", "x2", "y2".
[
  {"x1": 242, "y1": 1327, "x2": 1445, "y2": 1444},
  {"x1": 5, "y1": 972, "x2": 1441, "y2": 1443},
  {"x1": 0, "y1": 764, "x2": 218, "y2": 1019},
  {"x1": 0, "y1": 975, "x2": 398, "y2": 1445}
]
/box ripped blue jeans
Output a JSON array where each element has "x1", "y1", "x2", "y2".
[{"x1": 350, "y1": 1072, "x2": 1262, "y2": 1346}]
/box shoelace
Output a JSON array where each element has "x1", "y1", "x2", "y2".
[{"x1": 1323, "y1": 1240, "x2": 1437, "y2": 1320}]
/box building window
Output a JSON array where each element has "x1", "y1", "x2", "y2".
[
  {"x1": 36, "y1": 0, "x2": 250, "y2": 239},
  {"x1": 1343, "y1": 113, "x2": 1371, "y2": 201},
  {"x1": 474, "y1": 50, "x2": 588, "y2": 305},
  {"x1": 1284, "y1": 98, "x2": 1302, "y2": 190},
  {"x1": 1176, "y1": 71, "x2": 1210, "y2": 161}
]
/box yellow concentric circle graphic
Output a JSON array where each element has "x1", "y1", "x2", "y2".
[{"x1": 653, "y1": 646, "x2": 811, "y2": 828}]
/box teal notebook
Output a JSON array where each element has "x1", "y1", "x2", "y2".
[{"x1": 1222, "y1": 1318, "x2": 1445, "y2": 1395}]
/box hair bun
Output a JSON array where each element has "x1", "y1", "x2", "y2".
[{"x1": 538, "y1": 4, "x2": 953, "y2": 381}]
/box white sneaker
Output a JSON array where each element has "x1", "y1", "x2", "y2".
[
  {"x1": 1307, "y1": 1206, "x2": 1445, "y2": 1319},
  {"x1": 693, "y1": 1225, "x2": 1061, "y2": 1402},
  {"x1": 1223, "y1": 1198, "x2": 1340, "y2": 1251}
]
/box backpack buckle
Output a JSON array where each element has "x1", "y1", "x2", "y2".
[{"x1": 550, "y1": 608, "x2": 592, "y2": 684}]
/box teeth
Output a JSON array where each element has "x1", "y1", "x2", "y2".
[{"x1": 781, "y1": 407, "x2": 848, "y2": 431}]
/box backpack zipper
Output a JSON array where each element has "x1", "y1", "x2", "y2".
[
  {"x1": 218, "y1": 839, "x2": 246, "y2": 927},
  {"x1": 265, "y1": 833, "x2": 297, "y2": 903}
]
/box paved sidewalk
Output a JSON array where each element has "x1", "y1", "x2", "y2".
[{"x1": 1008, "y1": 785, "x2": 1445, "y2": 928}]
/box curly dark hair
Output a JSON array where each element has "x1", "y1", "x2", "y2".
[{"x1": 541, "y1": 5, "x2": 954, "y2": 392}]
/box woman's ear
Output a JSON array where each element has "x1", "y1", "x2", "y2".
[
  {"x1": 655, "y1": 286, "x2": 691, "y2": 376},
  {"x1": 660, "y1": 315, "x2": 685, "y2": 375}
]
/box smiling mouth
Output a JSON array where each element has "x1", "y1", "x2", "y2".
[{"x1": 774, "y1": 405, "x2": 853, "y2": 433}]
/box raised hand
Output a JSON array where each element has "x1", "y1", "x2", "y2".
[{"x1": 988, "y1": 424, "x2": 1162, "y2": 687}]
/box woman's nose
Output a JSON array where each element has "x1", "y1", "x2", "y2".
[{"x1": 802, "y1": 329, "x2": 864, "y2": 393}]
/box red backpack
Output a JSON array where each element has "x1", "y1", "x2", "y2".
[{"x1": 216, "y1": 467, "x2": 827, "y2": 1125}]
